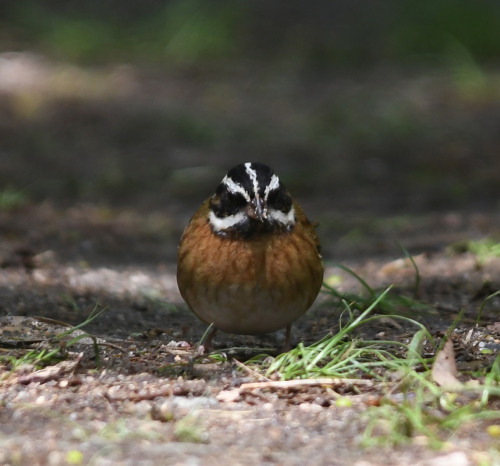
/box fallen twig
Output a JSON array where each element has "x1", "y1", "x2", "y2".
[
  {"x1": 233, "y1": 358, "x2": 271, "y2": 382},
  {"x1": 239, "y1": 378, "x2": 376, "y2": 392}
]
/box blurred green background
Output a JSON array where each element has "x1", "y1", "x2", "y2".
[{"x1": 1, "y1": 0, "x2": 500, "y2": 221}]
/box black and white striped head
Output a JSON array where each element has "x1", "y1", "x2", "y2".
[{"x1": 209, "y1": 162, "x2": 295, "y2": 237}]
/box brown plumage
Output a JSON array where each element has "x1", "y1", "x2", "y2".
[{"x1": 176, "y1": 162, "x2": 323, "y2": 349}]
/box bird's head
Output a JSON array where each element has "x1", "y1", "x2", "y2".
[{"x1": 208, "y1": 162, "x2": 296, "y2": 237}]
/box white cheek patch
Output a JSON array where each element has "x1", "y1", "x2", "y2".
[
  {"x1": 222, "y1": 175, "x2": 251, "y2": 202},
  {"x1": 264, "y1": 174, "x2": 280, "y2": 201},
  {"x1": 209, "y1": 210, "x2": 247, "y2": 231},
  {"x1": 267, "y1": 205, "x2": 296, "y2": 227}
]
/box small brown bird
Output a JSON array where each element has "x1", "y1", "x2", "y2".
[{"x1": 177, "y1": 162, "x2": 323, "y2": 350}]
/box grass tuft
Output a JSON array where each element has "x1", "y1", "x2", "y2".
[
  {"x1": 361, "y1": 360, "x2": 500, "y2": 448},
  {"x1": 0, "y1": 302, "x2": 107, "y2": 374},
  {"x1": 243, "y1": 259, "x2": 500, "y2": 449},
  {"x1": 265, "y1": 286, "x2": 433, "y2": 381}
]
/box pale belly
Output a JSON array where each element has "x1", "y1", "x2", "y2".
[{"x1": 184, "y1": 281, "x2": 314, "y2": 335}]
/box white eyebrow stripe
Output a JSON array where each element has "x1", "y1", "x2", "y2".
[
  {"x1": 244, "y1": 162, "x2": 260, "y2": 196},
  {"x1": 264, "y1": 174, "x2": 280, "y2": 200},
  {"x1": 222, "y1": 175, "x2": 251, "y2": 202}
]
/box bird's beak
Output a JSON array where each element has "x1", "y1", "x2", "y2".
[{"x1": 247, "y1": 196, "x2": 267, "y2": 222}]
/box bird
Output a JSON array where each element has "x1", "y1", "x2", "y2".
[{"x1": 176, "y1": 162, "x2": 324, "y2": 351}]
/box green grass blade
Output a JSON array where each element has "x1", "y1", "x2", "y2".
[{"x1": 333, "y1": 263, "x2": 376, "y2": 298}]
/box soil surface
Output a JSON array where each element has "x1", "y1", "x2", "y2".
[{"x1": 1, "y1": 55, "x2": 500, "y2": 465}]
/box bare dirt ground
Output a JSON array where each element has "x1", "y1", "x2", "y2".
[
  {"x1": 1, "y1": 208, "x2": 500, "y2": 465},
  {"x1": 1, "y1": 55, "x2": 500, "y2": 465}
]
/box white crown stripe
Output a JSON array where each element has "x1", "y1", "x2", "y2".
[{"x1": 244, "y1": 162, "x2": 260, "y2": 197}]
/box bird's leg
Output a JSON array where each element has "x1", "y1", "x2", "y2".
[
  {"x1": 281, "y1": 323, "x2": 292, "y2": 353},
  {"x1": 198, "y1": 326, "x2": 218, "y2": 355}
]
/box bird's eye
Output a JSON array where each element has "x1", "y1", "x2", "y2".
[
  {"x1": 225, "y1": 192, "x2": 247, "y2": 211},
  {"x1": 267, "y1": 188, "x2": 292, "y2": 213},
  {"x1": 210, "y1": 189, "x2": 247, "y2": 217}
]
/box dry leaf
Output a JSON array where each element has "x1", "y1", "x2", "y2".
[
  {"x1": 216, "y1": 389, "x2": 241, "y2": 403},
  {"x1": 431, "y1": 340, "x2": 461, "y2": 387},
  {"x1": 486, "y1": 322, "x2": 500, "y2": 332},
  {"x1": 17, "y1": 352, "x2": 84, "y2": 385}
]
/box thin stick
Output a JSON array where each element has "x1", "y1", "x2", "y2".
[
  {"x1": 239, "y1": 378, "x2": 375, "y2": 392},
  {"x1": 233, "y1": 359, "x2": 271, "y2": 382}
]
